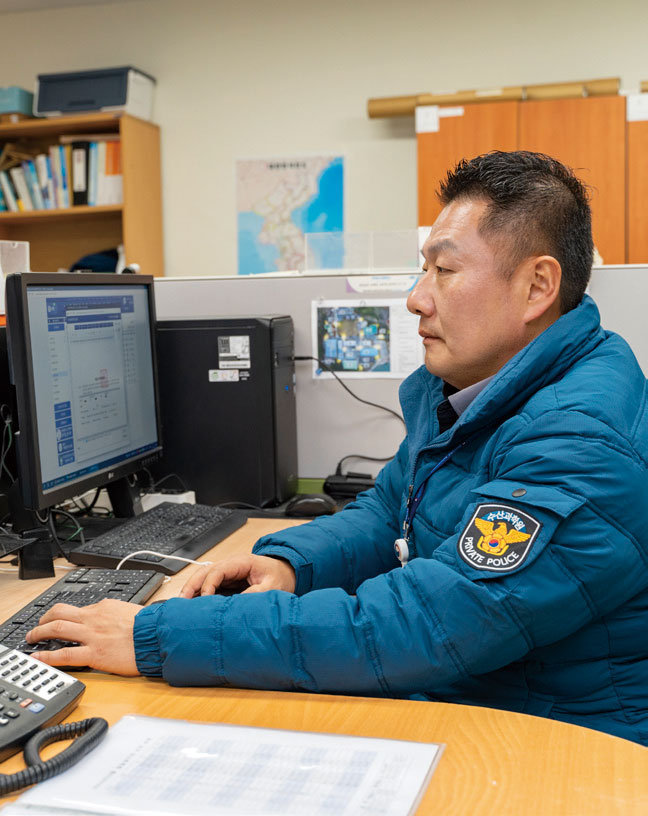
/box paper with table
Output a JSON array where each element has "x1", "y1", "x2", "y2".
[{"x1": 6, "y1": 715, "x2": 443, "y2": 816}]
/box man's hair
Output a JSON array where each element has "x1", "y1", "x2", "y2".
[{"x1": 438, "y1": 151, "x2": 593, "y2": 313}]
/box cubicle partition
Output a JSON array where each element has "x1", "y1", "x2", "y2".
[
  {"x1": 154, "y1": 272, "x2": 419, "y2": 480},
  {"x1": 589, "y1": 265, "x2": 648, "y2": 374},
  {"x1": 154, "y1": 265, "x2": 647, "y2": 480}
]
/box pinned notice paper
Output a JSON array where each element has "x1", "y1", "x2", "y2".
[
  {"x1": 627, "y1": 93, "x2": 648, "y2": 122},
  {"x1": 10, "y1": 715, "x2": 444, "y2": 816},
  {"x1": 415, "y1": 105, "x2": 440, "y2": 133}
]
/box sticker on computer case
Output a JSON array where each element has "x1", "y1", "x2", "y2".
[
  {"x1": 218, "y1": 335, "x2": 251, "y2": 369},
  {"x1": 208, "y1": 369, "x2": 239, "y2": 382}
]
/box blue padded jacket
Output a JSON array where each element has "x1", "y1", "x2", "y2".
[{"x1": 134, "y1": 296, "x2": 648, "y2": 745}]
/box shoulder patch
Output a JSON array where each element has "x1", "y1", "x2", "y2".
[{"x1": 457, "y1": 503, "x2": 541, "y2": 572}]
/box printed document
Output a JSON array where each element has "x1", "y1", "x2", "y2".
[{"x1": 9, "y1": 715, "x2": 443, "y2": 816}]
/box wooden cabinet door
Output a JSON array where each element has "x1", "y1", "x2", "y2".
[
  {"x1": 627, "y1": 118, "x2": 648, "y2": 263},
  {"x1": 519, "y1": 96, "x2": 626, "y2": 264},
  {"x1": 417, "y1": 101, "x2": 519, "y2": 227}
]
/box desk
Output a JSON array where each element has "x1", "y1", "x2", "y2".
[{"x1": 1, "y1": 518, "x2": 647, "y2": 814}]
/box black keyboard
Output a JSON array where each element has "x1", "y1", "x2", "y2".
[
  {"x1": 67, "y1": 501, "x2": 245, "y2": 575},
  {"x1": 0, "y1": 568, "x2": 164, "y2": 655}
]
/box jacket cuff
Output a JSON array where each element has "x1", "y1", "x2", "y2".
[
  {"x1": 252, "y1": 541, "x2": 313, "y2": 595},
  {"x1": 133, "y1": 604, "x2": 164, "y2": 676}
]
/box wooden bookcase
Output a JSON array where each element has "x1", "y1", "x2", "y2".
[{"x1": 0, "y1": 113, "x2": 164, "y2": 276}]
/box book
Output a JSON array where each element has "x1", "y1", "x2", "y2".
[
  {"x1": 0, "y1": 183, "x2": 6, "y2": 212},
  {"x1": 9, "y1": 166, "x2": 33, "y2": 211},
  {"x1": 0, "y1": 171, "x2": 18, "y2": 212},
  {"x1": 71, "y1": 141, "x2": 89, "y2": 206},
  {"x1": 88, "y1": 141, "x2": 98, "y2": 206},
  {"x1": 96, "y1": 140, "x2": 107, "y2": 205},
  {"x1": 103, "y1": 140, "x2": 123, "y2": 205},
  {"x1": 48, "y1": 145, "x2": 62, "y2": 208},
  {"x1": 35, "y1": 153, "x2": 54, "y2": 209},
  {"x1": 56, "y1": 134, "x2": 121, "y2": 208},
  {"x1": 64, "y1": 144, "x2": 73, "y2": 206},
  {"x1": 22, "y1": 160, "x2": 44, "y2": 209},
  {"x1": 58, "y1": 145, "x2": 70, "y2": 208}
]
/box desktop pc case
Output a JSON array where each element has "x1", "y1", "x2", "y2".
[{"x1": 152, "y1": 316, "x2": 297, "y2": 507}]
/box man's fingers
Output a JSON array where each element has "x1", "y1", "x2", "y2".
[
  {"x1": 31, "y1": 645, "x2": 92, "y2": 668},
  {"x1": 180, "y1": 559, "x2": 253, "y2": 598},
  {"x1": 179, "y1": 564, "x2": 212, "y2": 598},
  {"x1": 241, "y1": 579, "x2": 274, "y2": 595},
  {"x1": 27, "y1": 619, "x2": 87, "y2": 645},
  {"x1": 36, "y1": 602, "x2": 85, "y2": 626}
]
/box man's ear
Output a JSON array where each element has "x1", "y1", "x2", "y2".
[{"x1": 522, "y1": 255, "x2": 562, "y2": 324}]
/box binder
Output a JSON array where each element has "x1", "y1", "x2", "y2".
[{"x1": 71, "y1": 141, "x2": 90, "y2": 206}]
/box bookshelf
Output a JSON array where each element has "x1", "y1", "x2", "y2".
[{"x1": 0, "y1": 113, "x2": 164, "y2": 276}]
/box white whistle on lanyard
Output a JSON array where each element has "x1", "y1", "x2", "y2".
[{"x1": 394, "y1": 538, "x2": 409, "y2": 566}]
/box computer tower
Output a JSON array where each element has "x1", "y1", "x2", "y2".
[{"x1": 152, "y1": 315, "x2": 297, "y2": 507}]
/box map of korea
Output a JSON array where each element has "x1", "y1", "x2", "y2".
[{"x1": 237, "y1": 156, "x2": 343, "y2": 274}]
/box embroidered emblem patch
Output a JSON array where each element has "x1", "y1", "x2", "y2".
[{"x1": 457, "y1": 503, "x2": 541, "y2": 572}]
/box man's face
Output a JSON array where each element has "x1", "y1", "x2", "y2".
[{"x1": 407, "y1": 198, "x2": 531, "y2": 389}]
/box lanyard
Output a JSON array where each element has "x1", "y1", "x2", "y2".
[{"x1": 394, "y1": 439, "x2": 469, "y2": 566}]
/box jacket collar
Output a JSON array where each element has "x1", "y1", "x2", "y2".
[{"x1": 400, "y1": 295, "x2": 605, "y2": 450}]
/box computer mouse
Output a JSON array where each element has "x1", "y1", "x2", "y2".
[{"x1": 284, "y1": 494, "x2": 337, "y2": 518}]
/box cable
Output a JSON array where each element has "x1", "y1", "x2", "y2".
[
  {"x1": 217, "y1": 501, "x2": 264, "y2": 511},
  {"x1": 51, "y1": 508, "x2": 86, "y2": 550},
  {"x1": 0, "y1": 717, "x2": 109, "y2": 795},
  {"x1": 67, "y1": 487, "x2": 102, "y2": 517},
  {"x1": 151, "y1": 472, "x2": 189, "y2": 492},
  {"x1": 47, "y1": 514, "x2": 69, "y2": 560},
  {"x1": 0, "y1": 404, "x2": 15, "y2": 483},
  {"x1": 115, "y1": 550, "x2": 213, "y2": 570},
  {"x1": 334, "y1": 453, "x2": 394, "y2": 476},
  {"x1": 293, "y1": 355, "x2": 406, "y2": 429}
]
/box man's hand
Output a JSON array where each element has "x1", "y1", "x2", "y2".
[
  {"x1": 25, "y1": 599, "x2": 141, "y2": 675},
  {"x1": 179, "y1": 554, "x2": 296, "y2": 598}
]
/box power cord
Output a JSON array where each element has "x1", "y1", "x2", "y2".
[
  {"x1": 140, "y1": 468, "x2": 188, "y2": 494},
  {"x1": 334, "y1": 453, "x2": 394, "y2": 475},
  {"x1": 47, "y1": 510, "x2": 86, "y2": 559},
  {"x1": 0, "y1": 405, "x2": 14, "y2": 483},
  {"x1": 293, "y1": 355, "x2": 406, "y2": 429}
]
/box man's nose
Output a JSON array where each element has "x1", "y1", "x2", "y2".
[{"x1": 407, "y1": 271, "x2": 434, "y2": 316}]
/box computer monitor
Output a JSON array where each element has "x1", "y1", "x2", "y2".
[{"x1": 5, "y1": 272, "x2": 162, "y2": 523}]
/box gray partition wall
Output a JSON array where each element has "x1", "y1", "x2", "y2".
[
  {"x1": 589, "y1": 265, "x2": 648, "y2": 375},
  {"x1": 154, "y1": 273, "x2": 420, "y2": 479},
  {"x1": 154, "y1": 266, "x2": 648, "y2": 480}
]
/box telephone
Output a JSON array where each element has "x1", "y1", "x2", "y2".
[{"x1": 0, "y1": 643, "x2": 108, "y2": 795}]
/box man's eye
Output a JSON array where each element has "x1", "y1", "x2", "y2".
[{"x1": 436, "y1": 266, "x2": 451, "y2": 274}]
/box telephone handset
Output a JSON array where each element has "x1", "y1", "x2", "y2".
[{"x1": 0, "y1": 643, "x2": 108, "y2": 795}]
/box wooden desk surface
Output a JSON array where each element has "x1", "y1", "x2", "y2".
[{"x1": 0, "y1": 517, "x2": 647, "y2": 814}]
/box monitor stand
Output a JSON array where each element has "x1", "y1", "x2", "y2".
[
  {"x1": 6, "y1": 482, "x2": 55, "y2": 580},
  {"x1": 106, "y1": 476, "x2": 143, "y2": 518}
]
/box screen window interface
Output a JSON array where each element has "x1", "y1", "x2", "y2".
[{"x1": 27, "y1": 285, "x2": 158, "y2": 495}]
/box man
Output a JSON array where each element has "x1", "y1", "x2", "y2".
[{"x1": 28, "y1": 152, "x2": 648, "y2": 745}]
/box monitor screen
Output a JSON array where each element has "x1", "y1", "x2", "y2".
[{"x1": 6, "y1": 272, "x2": 162, "y2": 512}]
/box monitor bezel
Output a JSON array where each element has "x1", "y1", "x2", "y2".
[{"x1": 6, "y1": 271, "x2": 163, "y2": 512}]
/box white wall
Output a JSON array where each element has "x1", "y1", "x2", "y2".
[{"x1": 1, "y1": 0, "x2": 648, "y2": 277}]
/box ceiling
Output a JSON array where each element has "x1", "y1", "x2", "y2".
[{"x1": 0, "y1": 0, "x2": 140, "y2": 12}]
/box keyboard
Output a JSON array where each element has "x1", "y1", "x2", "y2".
[
  {"x1": 67, "y1": 501, "x2": 246, "y2": 575},
  {"x1": 0, "y1": 568, "x2": 164, "y2": 655}
]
